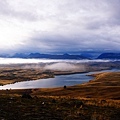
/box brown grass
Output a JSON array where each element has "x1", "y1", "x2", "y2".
[
  {"x1": 0, "y1": 71, "x2": 120, "y2": 119},
  {"x1": 0, "y1": 68, "x2": 54, "y2": 85}
]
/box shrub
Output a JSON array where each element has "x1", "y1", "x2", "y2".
[{"x1": 64, "y1": 85, "x2": 67, "y2": 89}]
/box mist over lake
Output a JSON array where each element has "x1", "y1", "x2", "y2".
[
  {"x1": 0, "y1": 58, "x2": 116, "y2": 65},
  {"x1": 0, "y1": 57, "x2": 119, "y2": 89}
]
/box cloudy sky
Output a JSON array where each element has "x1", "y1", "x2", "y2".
[{"x1": 0, "y1": 0, "x2": 120, "y2": 54}]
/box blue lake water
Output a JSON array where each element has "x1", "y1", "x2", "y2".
[{"x1": 0, "y1": 69, "x2": 119, "y2": 89}]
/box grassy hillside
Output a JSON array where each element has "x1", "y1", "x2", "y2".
[{"x1": 0, "y1": 72, "x2": 120, "y2": 120}]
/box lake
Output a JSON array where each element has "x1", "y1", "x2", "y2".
[{"x1": 0, "y1": 69, "x2": 119, "y2": 89}]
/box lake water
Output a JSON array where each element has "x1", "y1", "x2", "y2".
[{"x1": 0, "y1": 69, "x2": 119, "y2": 89}]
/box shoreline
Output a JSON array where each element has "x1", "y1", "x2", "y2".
[
  {"x1": 0, "y1": 69, "x2": 119, "y2": 90},
  {"x1": 0, "y1": 69, "x2": 109, "y2": 87},
  {"x1": 0, "y1": 60, "x2": 119, "y2": 87},
  {"x1": 0, "y1": 71, "x2": 120, "y2": 100},
  {"x1": 0, "y1": 68, "x2": 119, "y2": 87}
]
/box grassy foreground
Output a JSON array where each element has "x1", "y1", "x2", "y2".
[
  {"x1": 0, "y1": 95, "x2": 120, "y2": 120},
  {"x1": 0, "y1": 72, "x2": 120, "y2": 120}
]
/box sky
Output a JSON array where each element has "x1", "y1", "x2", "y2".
[{"x1": 0, "y1": 0, "x2": 120, "y2": 54}]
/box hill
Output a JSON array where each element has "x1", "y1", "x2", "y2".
[
  {"x1": 0, "y1": 72, "x2": 120, "y2": 120},
  {"x1": 97, "y1": 53, "x2": 120, "y2": 59},
  {"x1": 12, "y1": 53, "x2": 89, "y2": 59}
]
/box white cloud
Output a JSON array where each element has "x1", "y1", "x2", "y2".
[{"x1": 0, "y1": 0, "x2": 120, "y2": 53}]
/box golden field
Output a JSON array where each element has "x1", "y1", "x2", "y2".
[{"x1": 0, "y1": 62, "x2": 120, "y2": 120}]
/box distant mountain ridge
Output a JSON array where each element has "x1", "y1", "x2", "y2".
[
  {"x1": 10, "y1": 53, "x2": 89, "y2": 59},
  {"x1": 97, "y1": 53, "x2": 120, "y2": 59},
  {"x1": 1, "y1": 52, "x2": 120, "y2": 59}
]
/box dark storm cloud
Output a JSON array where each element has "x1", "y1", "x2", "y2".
[{"x1": 22, "y1": 30, "x2": 120, "y2": 53}]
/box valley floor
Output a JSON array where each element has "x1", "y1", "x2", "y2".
[
  {"x1": 0, "y1": 71, "x2": 120, "y2": 120},
  {"x1": 0, "y1": 62, "x2": 120, "y2": 119}
]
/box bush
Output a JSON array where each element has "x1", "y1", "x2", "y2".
[
  {"x1": 64, "y1": 85, "x2": 67, "y2": 89},
  {"x1": 21, "y1": 93, "x2": 32, "y2": 99}
]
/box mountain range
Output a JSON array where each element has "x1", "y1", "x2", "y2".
[
  {"x1": 11, "y1": 53, "x2": 89, "y2": 59},
  {"x1": 97, "y1": 53, "x2": 120, "y2": 59},
  {"x1": 0, "y1": 52, "x2": 120, "y2": 60}
]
